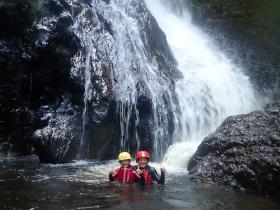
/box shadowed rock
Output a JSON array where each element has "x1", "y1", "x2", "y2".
[{"x1": 33, "y1": 99, "x2": 82, "y2": 163}]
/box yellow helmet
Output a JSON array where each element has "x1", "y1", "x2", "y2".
[{"x1": 118, "y1": 152, "x2": 131, "y2": 161}]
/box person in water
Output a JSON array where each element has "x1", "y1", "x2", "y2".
[
  {"x1": 109, "y1": 152, "x2": 140, "y2": 184},
  {"x1": 135, "y1": 151, "x2": 166, "y2": 185}
]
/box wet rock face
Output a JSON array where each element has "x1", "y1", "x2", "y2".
[
  {"x1": 1, "y1": 0, "x2": 179, "y2": 162},
  {"x1": 69, "y1": 0, "x2": 179, "y2": 160},
  {"x1": 0, "y1": 0, "x2": 35, "y2": 38},
  {"x1": 33, "y1": 99, "x2": 82, "y2": 163},
  {"x1": 136, "y1": 83, "x2": 154, "y2": 152},
  {"x1": 188, "y1": 101, "x2": 280, "y2": 196},
  {"x1": 0, "y1": 0, "x2": 38, "y2": 152},
  {"x1": 0, "y1": 0, "x2": 83, "y2": 161}
]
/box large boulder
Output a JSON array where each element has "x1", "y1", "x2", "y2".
[
  {"x1": 33, "y1": 99, "x2": 82, "y2": 163},
  {"x1": 188, "y1": 101, "x2": 280, "y2": 196}
]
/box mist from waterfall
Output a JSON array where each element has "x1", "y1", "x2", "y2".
[{"x1": 145, "y1": 0, "x2": 263, "y2": 167}]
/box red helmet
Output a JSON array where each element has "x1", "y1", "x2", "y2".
[{"x1": 136, "y1": 151, "x2": 150, "y2": 161}]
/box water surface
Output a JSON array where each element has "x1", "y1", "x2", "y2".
[{"x1": 0, "y1": 155, "x2": 279, "y2": 209}]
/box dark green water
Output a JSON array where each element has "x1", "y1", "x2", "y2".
[{"x1": 0, "y1": 154, "x2": 279, "y2": 210}]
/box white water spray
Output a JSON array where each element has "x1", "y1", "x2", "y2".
[{"x1": 145, "y1": 0, "x2": 262, "y2": 168}]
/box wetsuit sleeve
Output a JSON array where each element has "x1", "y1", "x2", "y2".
[
  {"x1": 150, "y1": 166, "x2": 165, "y2": 184},
  {"x1": 109, "y1": 173, "x2": 114, "y2": 181}
]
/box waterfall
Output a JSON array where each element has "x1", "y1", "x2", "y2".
[
  {"x1": 71, "y1": 0, "x2": 180, "y2": 159},
  {"x1": 145, "y1": 0, "x2": 263, "y2": 167},
  {"x1": 102, "y1": 1, "x2": 180, "y2": 158},
  {"x1": 70, "y1": 0, "x2": 262, "y2": 164}
]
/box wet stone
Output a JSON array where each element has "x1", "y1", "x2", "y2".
[{"x1": 188, "y1": 101, "x2": 280, "y2": 196}]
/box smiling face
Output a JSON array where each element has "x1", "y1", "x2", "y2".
[
  {"x1": 137, "y1": 157, "x2": 149, "y2": 168},
  {"x1": 120, "y1": 159, "x2": 131, "y2": 167}
]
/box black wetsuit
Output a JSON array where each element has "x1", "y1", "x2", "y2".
[{"x1": 133, "y1": 165, "x2": 165, "y2": 185}]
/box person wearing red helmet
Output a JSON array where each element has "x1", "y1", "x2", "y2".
[{"x1": 134, "y1": 151, "x2": 166, "y2": 185}]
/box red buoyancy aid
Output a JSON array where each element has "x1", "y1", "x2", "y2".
[
  {"x1": 111, "y1": 165, "x2": 140, "y2": 184},
  {"x1": 142, "y1": 168, "x2": 152, "y2": 184}
]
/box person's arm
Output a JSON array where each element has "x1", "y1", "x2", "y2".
[
  {"x1": 134, "y1": 165, "x2": 145, "y2": 184},
  {"x1": 132, "y1": 169, "x2": 141, "y2": 179},
  {"x1": 150, "y1": 166, "x2": 165, "y2": 184},
  {"x1": 109, "y1": 168, "x2": 119, "y2": 181}
]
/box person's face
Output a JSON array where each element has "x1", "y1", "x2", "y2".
[
  {"x1": 120, "y1": 159, "x2": 130, "y2": 167},
  {"x1": 138, "y1": 157, "x2": 149, "y2": 168}
]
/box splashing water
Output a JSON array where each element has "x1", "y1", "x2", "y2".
[{"x1": 145, "y1": 0, "x2": 263, "y2": 168}]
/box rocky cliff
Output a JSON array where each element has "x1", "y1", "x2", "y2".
[{"x1": 0, "y1": 0, "x2": 179, "y2": 163}]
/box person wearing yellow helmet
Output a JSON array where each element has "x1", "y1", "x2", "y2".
[
  {"x1": 109, "y1": 152, "x2": 140, "y2": 184},
  {"x1": 118, "y1": 151, "x2": 131, "y2": 162}
]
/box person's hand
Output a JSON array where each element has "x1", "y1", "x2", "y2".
[
  {"x1": 110, "y1": 167, "x2": 119, "y2": 175},
  {"x1": 136, "y1": 166, "x2": 143, "y2": 175},
  {"x1": 160, "y1": 166, "x2": 166, "y2": 174}
]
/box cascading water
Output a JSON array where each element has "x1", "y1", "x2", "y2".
[
  {"x1": 145, "y1": 0, "x2": 263, "y2": 167},
  {"x1": 71, "y1": 0, "x2": 262, "y2": 164},
  {"x1": 71, "y1": 0, "x2": 180, "y2": 159}
]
